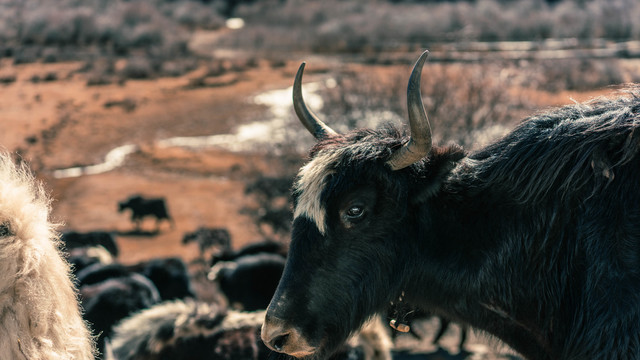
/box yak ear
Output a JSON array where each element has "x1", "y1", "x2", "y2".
[{"x1": 410, "y1": 145, "x2": 465, "y2": 203}]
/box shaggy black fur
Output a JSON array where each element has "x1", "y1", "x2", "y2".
[
  {"x1": 61, "y1": 230, "x2": 119, "y2": 257},
  {"x1": 214, "y1": 253, "x2": 286, "y2": 311},
  {"x1": 128, "y1": 257, "x2": 195, "y2": 301},
  {"x1": 80, "y1": 273, "x2": 161, "y2": 357},
  {"x1": 212, "y1": 240, "x2": 288, "y2": 265},
  {"x1": 267, "y1": 90, "x2": 640, "y2": 360},
  {"x1": 118, "y1": 195, "x2": 174, "y2": 231}
]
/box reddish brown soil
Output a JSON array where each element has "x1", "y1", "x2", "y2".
[{"x1": 1, "y1": 59, "x2": 304, "y2": 265}]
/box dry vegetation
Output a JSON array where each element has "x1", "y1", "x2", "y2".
[{"x1": 222, "y1": 0, "x2": 640, "y2": 53}]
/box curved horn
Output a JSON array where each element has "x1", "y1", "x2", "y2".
[
  {"x1": 386, "y1": 50, "x2": 432, "y2": 171},
  {"x1": 293, "y1": 62, "x2": 338, "y2": 140}
]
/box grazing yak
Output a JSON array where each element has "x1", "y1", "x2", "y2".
[
  {"x1": 261, "y1": 50, "x2": 640, "y2": 360},
  {"x1": 118, "y1": 195, "x2": 174, "y2": 231},
  {"x1": 76, "y1": 262, "x2": 132, "y2": 287},
  {"x1": 75, "y1": 257, "x2": 193, "y2": 357},
  {"x1": 61, "y1": 230, "x2": 119, "y2": 257},
  {"x1": 76, "y1": 258, "x2": 194, "y2": 301},
  {"x1": 209, "y1": 252, "x2": 286, "y2": 311},
  {"x1": 67, "y1": 244, "x2": 115, "y2": 274},
  {"x1": 80, "y1": 272, "x2": 161, "y2": 357},
  {"x1": 0, "y1": 153, "x2": 94, "y2": 359},
  {"x1": 127, "y1": 257, "x2": 195, "y2": 301}
]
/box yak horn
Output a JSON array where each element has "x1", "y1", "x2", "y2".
[
  {"x1": 386, "y1": 50, "x2": 432, "y2": 171},
  {"x1": 293, "y1": 62, "x2": 338, "y2": 140}
]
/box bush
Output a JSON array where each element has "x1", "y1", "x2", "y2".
[
  {"x1": 315, "y1": 62, "x2": 533, "y2": 149},
  {"x1": 168, "y1": 2, "x2": 225, "y2": 29},
  {"x1": 13, "y1": 46, "x2": 40, "y2": 64},
  {"x1": 120, "y1": 56, "x2": 157, "y2": 80},
  {"x1": 159, "y1": 58, "x2": 199, "y2": 77},
  {"x1": 21, "y1": 6, "x2": 98, "y2": 46},
  {"x1": 527, "y1": 58, "x2": 627, "y2": 92},
  {"x1": 0, "y1": 73, "x2": 17, "y2": 85},
  {"x1": 4, "y1": 0, "x2": 199, "y2": 65},
  {"x1": 216, "y1": 0, "x2": 640, "y2": 54}
]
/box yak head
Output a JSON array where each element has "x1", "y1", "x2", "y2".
[{"x1": 261, "y1": 51, "x2": 461, "y2": 359}]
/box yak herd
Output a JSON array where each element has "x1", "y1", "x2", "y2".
[
  {"x1": 59, "y1": 188, "x2": 464, "y2": 360},
  {"x1": 61, "y1": 226, "x2": 282, "y2": 360},
  {"x1": 59, "y1": 195, "x2": 410, "y2": 360}
]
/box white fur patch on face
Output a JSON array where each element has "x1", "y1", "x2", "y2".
[{"x1": 293, "y1": 149, "x2": 344, "y2": 235}]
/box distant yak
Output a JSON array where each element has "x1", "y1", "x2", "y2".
[
  {"x1": 118, "y1": 195, "x2": 174, "y2": 231},
  {"x1": 61, "y1": 230, "x2": 119, "y2": 257}
]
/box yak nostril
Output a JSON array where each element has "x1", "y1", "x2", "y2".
[{"x1": 271, "y1": 333, "x2": 290, "y2": 352}]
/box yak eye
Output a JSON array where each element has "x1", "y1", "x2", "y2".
[{"x1": 345, "y1": 205, "x2": 365, "y2": 219}]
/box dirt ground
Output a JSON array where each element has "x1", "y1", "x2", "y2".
[
  {"x1": 1, "y1": 58, "x2": 302, "y2": 263},
  {"x1": 0, "y1": 55, "x2": 625, "y2": 359}
]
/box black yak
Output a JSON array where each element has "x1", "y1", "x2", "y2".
[
  {"x1": 118, "y1": 195, "x2": 174, "y2": 232},
  {"x1": 80, "y1": 273, "x2": 161, "y2": 357},
  {"x1": 128, "y1": 257, "x2": 195, "y2": 301},
  {"x1": 209, "y1": 253, "x2": 286, "y2": 311},
  {"x1": 61, "y1": 230, "x2": 119, "y2": 257},
  {"x1": 77, "y1": 258, "x2": 194, "y2": 301},
  {"x1": 261, "y1": 50, "x2": 640, "y2": 360}
]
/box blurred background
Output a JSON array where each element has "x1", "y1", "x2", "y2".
[{"x1": 1, "y1": 0, "x2": 639, "y2": 359}]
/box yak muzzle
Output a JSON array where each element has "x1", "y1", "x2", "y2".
[{"x1": 261, "y1": 313, "x2": 317, "y2": 358}]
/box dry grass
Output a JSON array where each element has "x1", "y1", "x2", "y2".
[
  {"x1": 315, "y1": 62, "x2": 533, "y2": 149},
  {"x1": 307, "y1": 56, "x2": 639, "y2": 150}
]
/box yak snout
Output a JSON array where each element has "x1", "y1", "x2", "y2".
[{"x1": 262, "y1": 313, "x2": 317, "y2": 358}]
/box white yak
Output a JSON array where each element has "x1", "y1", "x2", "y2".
[{"x1": 0, "y1": 153, "x2": 95, "y2": 359}]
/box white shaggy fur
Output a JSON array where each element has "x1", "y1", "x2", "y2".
[
  {"x1": 110, "y1": 299, "x2": 392, "y2": 360},
  {"x1": 110, "y1": 299, "x2": 226, "y2": 356},
  {"x1": 293, "y1": 149, "x2": 342, "y2": 235},
  {"x1": 0, "y1": 153, "x2": 95, "y2": 359}
]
